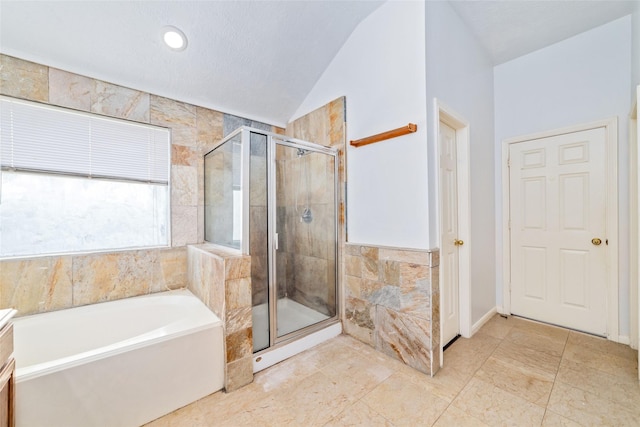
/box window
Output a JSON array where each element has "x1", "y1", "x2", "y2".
[{"x1": 0, "y1": 96, "x2": 170, "y2": 258}]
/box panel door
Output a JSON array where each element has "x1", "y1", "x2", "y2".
[
  {"x1": 440, "y1": 121, "x2": 460, "y2": 345},
  {"x1": 509, "y1": 127, "x2": 607, "y2": 335}
]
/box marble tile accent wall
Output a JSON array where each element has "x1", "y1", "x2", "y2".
[
  {"x1": 344, "y1": 243, "x2": 440, "y2": 376},
  {"x1": 0, "y1": 247, "x2": 187, "y2": 316},
  {"x1": 222, "y1": 113, "x2": 272, "y2": 138},
  {"x1": 283, "y1": 97, "x2": 346, "y2": 317},
  {"x1": 0, "y1": 54, "x2": 276, "y2": 317},
  {"x1": 0, "y1": 54, "x2": 48, "y2": 102},
  {"x1": 187, "y1": 244, "x2": 253, "y2": 392},
  {"x1": 286, "y1": 97, "x2": 346, "y2": 181},
  {"x1": 272, "y1": 156, "x2": 336, "y2": 315},
  {"x1": 93, "y1": 80, "x2": 150, "y2": 122}
]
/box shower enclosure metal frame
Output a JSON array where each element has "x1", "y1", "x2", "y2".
[{"x1": 205, "y1": 126, "x2": 340, "y2": 353}]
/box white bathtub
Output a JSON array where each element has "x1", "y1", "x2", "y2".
[{"x1": 13, "y1": 289, "x2": 224, "y2": 427}]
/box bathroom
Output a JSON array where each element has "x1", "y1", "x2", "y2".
[{"x1": 1, "y1": 0, "x2": 639, "y2": 425}]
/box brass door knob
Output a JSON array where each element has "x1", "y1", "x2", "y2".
[
  {"x1": 454, "y1": 239, "x2": 464, "y2": 246},
  {"x1": 591, "y1": 238, "x2": 602, "y2": 246}
]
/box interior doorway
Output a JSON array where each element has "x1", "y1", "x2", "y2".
[
  {"x1": 629, "y1": 86, "x2": 639, "y2": 369},
  {"x1": 436, "y1": 100, "x2": 471, "y2": 363}
]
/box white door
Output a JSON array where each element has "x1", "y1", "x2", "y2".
[
  {"x1": 509, "y1": 127, "x2": 607, "y2": 335},
  {"x1": 440, "y1": 121, "x2": 460, "y2": 345},
  {"x1": 633, "y1": 87, "x2": 640, "y2": 375}
]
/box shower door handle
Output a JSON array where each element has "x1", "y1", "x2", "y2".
[{"x1": 274, "y1": 233, "x2": 279, "y2": 250}]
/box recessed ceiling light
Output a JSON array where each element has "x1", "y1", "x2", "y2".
[{"x1": 162, "y1": 26, "x2": 187, "y2": 51}]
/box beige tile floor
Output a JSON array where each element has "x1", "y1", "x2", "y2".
[{"x1": 146, "y1": 315, "x2": 639, "y2": 426}]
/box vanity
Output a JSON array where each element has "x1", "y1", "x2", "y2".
[{"x1": 0, "y1": 310, "x2": 16, "y2": 427}]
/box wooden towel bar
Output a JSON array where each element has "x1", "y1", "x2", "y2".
[{"x1": 350, "y1": 123, "x2": 417, "y2": 148}]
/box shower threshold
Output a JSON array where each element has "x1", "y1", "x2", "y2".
[
  {"x1": 252, "y1": 298, "x2": 329, "y2": 351},
  {"x1": 252, "y1": 298, "x2": 341, "y2": 373}
]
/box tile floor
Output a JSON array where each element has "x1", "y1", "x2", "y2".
[{"x1": 146, "y1": 314, "x2": 639, "y2": 426}]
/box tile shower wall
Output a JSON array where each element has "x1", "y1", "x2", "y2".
[
  {"x1": 0, "y1": 54, "x2": 277, "y2": 316},
  {"x1": 284, "y1": 98, "x2": 346, "y2": 317},
  {"x1": 343, "y1": 243, "x2": 441, "y2": 376},
  {"x1": 273, "y1": 145, "x2": 337, "y2": 315}
]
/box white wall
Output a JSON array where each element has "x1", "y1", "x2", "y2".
[
  {"x1": 494, "y1": 16, "x2": 633, "y2": 336},
  {"x1": 633, "y1": 4, "x2": 640, "y2": 92},
  {"x1": 633, "y1": 0, "x2": 640, "y2": 353},
  {"x1": 424, "y1": 1, "x2": 496, "y2": 325},
  {"x1": 292, "y1": 0, "x2": 429, "y2": 249}
]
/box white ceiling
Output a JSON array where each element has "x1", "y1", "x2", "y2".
[
  {"x1": 449, "y1": 0, "x2": 637, "y2": 64},
  {"x1": 0, "y1": 1, "x2": 383, "y2": 126},
  {"x1": 0, "y1": 1, "x2": 637, "y2": 126}
]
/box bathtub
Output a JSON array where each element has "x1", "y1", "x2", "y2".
[{"x1": 13, "y1": 289, "x2": 224, "y2": 427}]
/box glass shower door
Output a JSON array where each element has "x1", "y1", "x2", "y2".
[
  {"x1": 273, "y1": 142, "x2": 337, "y2": 340},
  {"x1": 249, "y1": 132, "x2": 270, "y2": 353},
  {"x1": 205, "y1": 128, "x2": 339, "y2": 355}
]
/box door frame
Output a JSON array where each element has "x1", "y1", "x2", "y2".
[
  {"x1": 629, "y1": 86, "x2": 638, "y2": 351},
  {"x1": 501, "y1": 118, "x2": 619, "y2": 341},
  {"x1": 435, "y1": 99, "x2": 471, "y2": 362},
  {"x1": 267, "y1": 135, "x2": 340, "y2": 348}
]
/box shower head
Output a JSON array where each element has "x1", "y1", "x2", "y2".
[
  {"x1": 296, "y1": 148, "x2": 311, "y2": 157},
  {"x1": 301, "y1": 207, "x2": 313, "y2": 223}
]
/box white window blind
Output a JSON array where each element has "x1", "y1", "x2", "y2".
[{"x1": 0, "y1": 96, "x2": 169, "y2": 184}]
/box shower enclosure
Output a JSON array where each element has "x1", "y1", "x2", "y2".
[{"x1": 204, "y1": 127, "x2": 338, "y2": 354}]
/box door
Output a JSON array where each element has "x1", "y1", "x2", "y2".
[
  {"x1": 632, "y1": 87, "x2": 640, "y2": 374},
  {"x1": 272, "y1": 141, "x2": 338, "y2": 342},
  {"x1": 509, "y1": 127, "x2": 607, "y2": 335},
  {"x1": 440, "y1": 121, "x2": 460, "y2": 345}
]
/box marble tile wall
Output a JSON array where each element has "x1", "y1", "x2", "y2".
[
  {"x1": 222, "y1": 113, "x2": 272, "y2": 138},
  {"x1": 344, "y1": 243, "x2": 441, "y2": 376},
  {"x1": 187, "y1": 244, "x2": 253, "y2": 392},
  {"x1": 0, "y1": 248, "x2": 187, "y2": 316},
  {"x1": 286, "y1": 97, "x2": 346, "y2": 181},
  {"x1": 273, "y1": 154, "x2": 336, "y2": 316},
  {"x1": 282, "y1": 98, "x2": 345, "y2": 317},
  {"x1": 0, "y1": 54, "x2": 278, "y2": 316}
]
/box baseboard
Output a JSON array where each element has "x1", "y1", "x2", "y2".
[
  {"x1": 617, "y1": 335, "x2": 630, "y2": 345},
  {"x1": 471, "y1": 307, "x2": 498, "y2": 336},
  {"x1": 496, "y1": 306, "x2": 506, "y2": 315}
]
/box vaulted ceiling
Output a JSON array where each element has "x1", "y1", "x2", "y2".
[
  {"x1": 0, "y1": 1, "x2": 636, "y2": 126},
  {"x1": 0, "y1": 1, "x2": 384, "y2": 126},
  {"x1": 449, "y1": 0, "x2": 636, "y2": 64}
]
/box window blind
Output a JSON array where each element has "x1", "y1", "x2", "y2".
[{"x1": 0, "y1": 96, "x2": 170, "y2": 184}]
